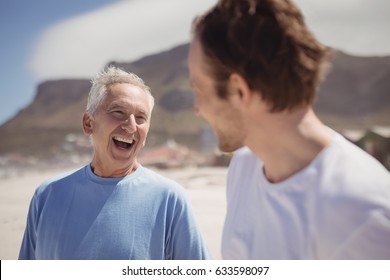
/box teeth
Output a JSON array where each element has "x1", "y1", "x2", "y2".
[{"x1": 113, "y1": 136, "x2": 134, "y2": 144}]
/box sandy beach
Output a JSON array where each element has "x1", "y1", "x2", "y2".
[{"x1": 0, "y1": 166, "x2": 227, "y2": 260}]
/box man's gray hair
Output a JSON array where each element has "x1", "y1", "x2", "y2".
[{"x1": 86, "y1": 66, "x2": 154, "y2": 115}]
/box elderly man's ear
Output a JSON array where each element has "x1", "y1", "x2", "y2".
[{"x1": 82, "y1": 112, "x2": 94, "y2": 136}]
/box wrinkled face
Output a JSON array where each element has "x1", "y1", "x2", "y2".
[
  {"x1": 188, "y1": 38, "x2": 244, "y2": 153},
  {"x1": 83, "y1": 83, "x2": 151, "y2": 176}
]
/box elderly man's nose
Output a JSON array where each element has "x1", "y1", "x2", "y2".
[{"x1": 121, "y1": 114, "x2": 136, "y2": 132}]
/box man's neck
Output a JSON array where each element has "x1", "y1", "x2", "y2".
[
  {"x1": 246, "y1": 108, "x2": 333, "y2": 183},
  {"x1": 90, "y1": 160, "x2": 139, "y2": 178}
]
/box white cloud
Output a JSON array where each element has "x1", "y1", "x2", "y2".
[
  {"x1": 295, "y1": 0, "x2": 390, "y2": 56},
  {"x1": 30, "y1": 0, "x2": 390, "y2": 81},
  {"x1": 30, "y1": 0, "x2": 215, "y2": 80}
]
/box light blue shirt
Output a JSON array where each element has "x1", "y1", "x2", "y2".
[{"x1": 19, "y1": 165, "x2": 210, "y2": 260}]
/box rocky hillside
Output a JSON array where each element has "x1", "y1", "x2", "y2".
[
  {"x1": 0, "y1": 43, "x2": 389, "y2": 161},
  {"x1": 315, "y1": 50, "x2": 390, "y2": 129}
]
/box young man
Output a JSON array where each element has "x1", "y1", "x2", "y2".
[
  {"x1": 188, "y1": 0, "x2": 390, "y2": 259},
  {"x1": 19, "y1": 66, "x2": 210, "y2": 260}
]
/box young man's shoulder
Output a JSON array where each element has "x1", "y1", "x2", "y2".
[
  {"x1": 321, "y1": 133, "x2": 390, "y2": 182},
  {"x1": 314, "y1": 133, "x2": 390, "y2": 212}
]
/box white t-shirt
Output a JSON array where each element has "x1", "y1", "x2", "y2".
[{"x1": 222, "y1": 132, "x2": 390, "y2": 259}]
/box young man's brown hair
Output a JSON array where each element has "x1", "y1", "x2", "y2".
[{"x1": 192, "y1": 0, "x2": 330, "y2": 112}]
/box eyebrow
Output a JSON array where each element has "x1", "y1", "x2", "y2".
[
  {"x1": 109, "y1": 102, "x2": 149, "y2": 117},
  {"x1": 107, "y1": 102, "x2": 126, "y2": 110}
]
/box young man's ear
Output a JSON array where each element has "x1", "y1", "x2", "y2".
[
  {"x1": 228, "y1": 73, "x2": 253, "y2": 107},
  {"x1": 82, "y1": 112, "x2": 94, "y2": 136}
]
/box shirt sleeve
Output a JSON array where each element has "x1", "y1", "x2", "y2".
[
  {"x1": 18, "y1": 190, "x2": 40, "y2": 260},
  {"x1": 164, "y1": 189, "x2": 211, "y2": 260}
]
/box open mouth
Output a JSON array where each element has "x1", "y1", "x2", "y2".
[{"x1": 113, "y1": 136, "x2": 135, "y2": 150}]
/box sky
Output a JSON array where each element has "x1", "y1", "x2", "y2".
[{"x1": 0, "y1": 0, "x2": 389, "y2": 125}]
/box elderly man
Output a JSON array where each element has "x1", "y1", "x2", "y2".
[
  {"x1": 188, "y1": 0, "x2": 390, "y2": 259},
  {"x1": 19, "y1": 66, "x2": 210, "y2": 260}
]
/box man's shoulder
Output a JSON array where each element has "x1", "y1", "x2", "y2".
[
  {"x1": 314, "y1": 133, "x2": 390, "y2": 210},
  {"x1": 138, "y1": 166, "x2": 185, "y2": 193},
  {"x1": 141, "y1": 166, "x2": 177, "y2": 183},
  {"x1": 35, "y1": 166, "x2": 85, "y2": 195},
  {"x1": 322, "y1": 133, "x2": 390, "y2": 182}
]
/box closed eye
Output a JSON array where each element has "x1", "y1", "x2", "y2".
[{"x1": 135, "y1": 115, "x2": 148, "y2": 124}]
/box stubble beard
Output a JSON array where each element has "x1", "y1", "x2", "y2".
[
  {"x1": 216, "y1": 126, "x2": 244, "y2": 153},
  {"x1": 218, "y1": 138, "x2": 244, "y2": 153},
  {"x1": 215, "y1": 106, "x2": 246, "y2": 153}
]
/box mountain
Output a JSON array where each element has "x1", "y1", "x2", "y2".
[
  {"x1": 0, "y1": 79, "x2": 90, "y2": 157},
  {"x1": 314, "y1": 50, "x2": 390, "y2": 129},
  {"x1": 0, "y1": 43, "x2": 389, "y2": 164}
]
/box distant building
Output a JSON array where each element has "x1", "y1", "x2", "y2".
[
  {"x1": 342, "y1": 126, "x2": 390, "y2": 170},
  {"x1": 138, "y1": 139, "x2": 207, "y2": 168},
  {"x1": 342, "y1": 129, "x2": 366, "y2": 143}
]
